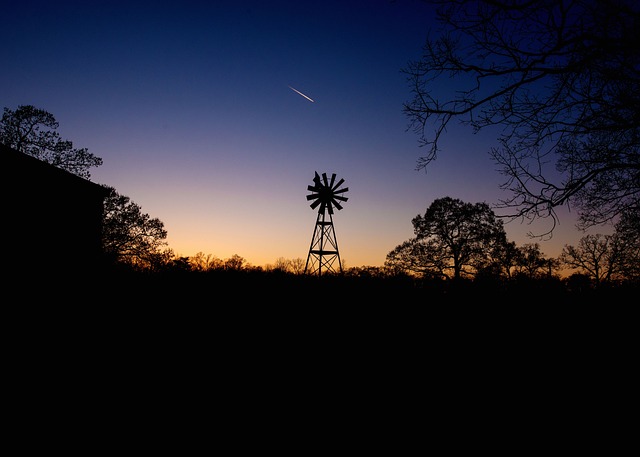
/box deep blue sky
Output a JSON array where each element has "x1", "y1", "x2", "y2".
[{"x1": 2, "y1": 0, "x2": 586, "y2": 268}]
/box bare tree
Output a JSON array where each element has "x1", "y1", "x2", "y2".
[
  {"x1": 515, "y1": 243, "x2": 558, "y2": 279},
  {"x1": 560, "y1": 233, "x2": 625, "y2": 284},
  {"x1": 289, "y1": 258, "x2": 306, "y2": 275},
  {"x1": 272, "y1": 257, "x2": 292, "y2": 272},
  {"x1": 403, "y1": 0, "x2": 640, "y2": 236},
  {"x1": 224, "y1": 254, "x2": 246, "y2": 270},
  {"x1": 190, "y1": 252, "x2": 223, "y2": 271},
  {"x1": 612, "y1": 209, "x2": 640, "y2": 280}
]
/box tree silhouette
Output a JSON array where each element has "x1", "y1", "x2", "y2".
[
  {"x1": 224, "y1": 254, "x2": 246, "y2": 270},
  {"x1": 101, "y1": 185, "x2": 170, "y2": 269},
  {"x1": 613, "y1": 209, "x2": 640, "y2": 281},
  {"x1": 0, "y1": 105, "x2": 103, "y2": 179},
  {"x1": 190, "y1": 252, "x2": 224, "y2": 272},
  {"x1": 515, "y1": 243, "x2": 559, "y2": 279},
  {"x1": 386, "y1": 197, "x2": 508, "y2": 280},
  {"x1": 403, "y1": 0, "x2": 640, "y2": 235},
  {"x1": 560, "y1": 234, "x2": 625, "y2": 285}
]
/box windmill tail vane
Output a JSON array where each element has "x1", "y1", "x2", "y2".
[{"x1": 305, "y1": 171, "x2": 349, "y2": 275}]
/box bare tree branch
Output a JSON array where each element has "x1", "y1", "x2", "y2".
[{"x1": 403, "y1": 0, "x2": 640, "y2": 234}]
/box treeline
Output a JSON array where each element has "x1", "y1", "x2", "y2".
[
  {"x1": 92, "y1": 249, "x2": 638, "y2": 302},
  {"x1": 93, "y1": 192, "x2": 640, "y2": 302},
  {"x1": 99, "y1": 196, "x2": 639, "y2": 290}
]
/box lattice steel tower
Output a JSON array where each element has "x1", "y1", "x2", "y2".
[{"x1": 305, "y1": 171, "x2": 349, "y2": 275}]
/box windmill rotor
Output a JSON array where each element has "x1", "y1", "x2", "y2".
[
  {"x1": 306, "y1": 171, "x2": 349, "y2": 215},
  {"x1": 304, "y1": 171, "x2": 349, "y2": 275}
]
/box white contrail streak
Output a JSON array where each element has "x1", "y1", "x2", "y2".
[{"x1": 288, "y1": 85, "x2": 315, "y2": 102}]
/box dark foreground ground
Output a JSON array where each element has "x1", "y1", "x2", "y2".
[
  {"x1": 8, "y1": 265, "x2": 634, "y2": 445},
  {"x1": 13, "y1": 267, "x2": 635, "y2": 351},
  {"x1": 18, "y1": 267, "x2": 637, "y2": 304}
]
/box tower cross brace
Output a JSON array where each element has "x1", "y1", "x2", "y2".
[{"x1": 305, "y1": 210, "x2": 342, "y2": 275}]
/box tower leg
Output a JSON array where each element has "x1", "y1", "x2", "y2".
[{"x1": 305, "y1": 211, "x2": 342, "y2": 275}]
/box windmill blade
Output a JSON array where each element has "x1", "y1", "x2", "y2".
[
  {"x1": 331, "y1": 178, "x2": 344, "y2": 189},
  {"x1": 307, "y1": 171, "x2": 348, "y2": 215}
]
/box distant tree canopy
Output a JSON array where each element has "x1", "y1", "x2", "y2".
[
  {"x1": 385, "y1": 197, "x2": 508, "y2": 279},
  {"x1": 101, "y1": 185, "x2": 171, "y2": 269},
  {"x1": 403, "y1": 0, "x2": 640, "y2": 235},
  {"x1": 0, "y1": 104, "x2": 102, "y2": 179}
]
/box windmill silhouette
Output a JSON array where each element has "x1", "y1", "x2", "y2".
[{"x1": 305, "y1": 171, "x2": 349, "y2": 275}]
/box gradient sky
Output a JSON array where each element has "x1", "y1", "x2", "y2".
[{"x1": 2, "y1": 0, "x2": 596, "y2": 269}]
